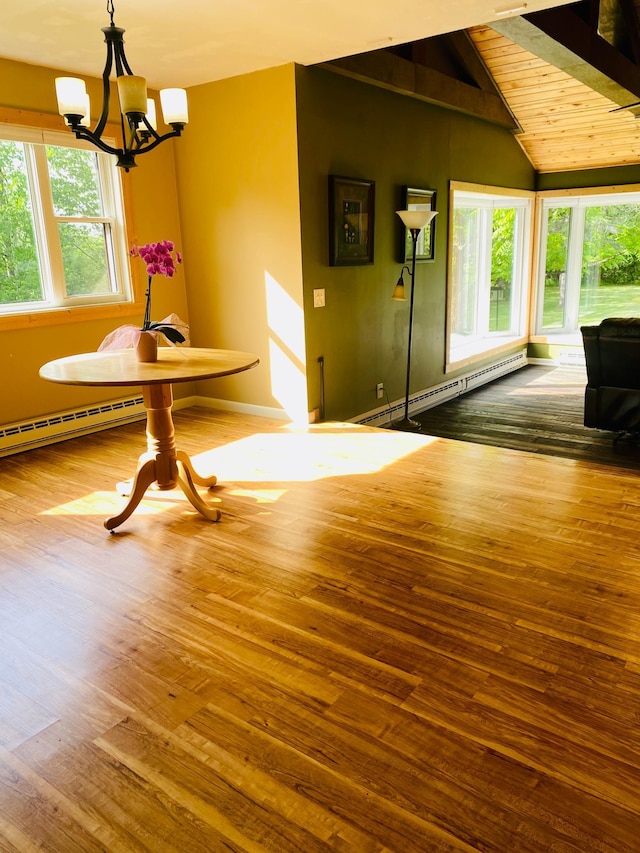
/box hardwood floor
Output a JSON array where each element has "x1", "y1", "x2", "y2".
[
  {"x1": 1, "y1": 406, "x2": 640, "y2": 851},
  {"x1": 414, "y1": 363, "x2": 640, "y2": 470}
]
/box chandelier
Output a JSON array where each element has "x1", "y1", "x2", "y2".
[{"x1": 55, "y1": 0, "x2": 188, "y2": 171}]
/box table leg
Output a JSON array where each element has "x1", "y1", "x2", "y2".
[
  {"x1": 104, "y1": 457, "x2": 157, "y2": 531},
  {"x1": 175, "y1": 458, "x2": 221, "y2": 521},
  {"x1": 104, "y1": 382, "x2": 221, "y2": 530},
  {"x1": 175, "y1": 450, "x2": 217, "y2": 488}
]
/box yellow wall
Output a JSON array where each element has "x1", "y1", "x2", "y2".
[
  {"x1": 0, "y1": 57, "x2": 190, "y2": 425},
  {"x1": 173, "y1": 64, "x2": 306, "y2": 420}
]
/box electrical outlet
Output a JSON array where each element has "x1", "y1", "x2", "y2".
[
  {"x1": 313, "y1": 288, "x2": 325, "y2": 308},
  {"x1": 376, "y1": 382, "x2": 384, "y2": 399}
]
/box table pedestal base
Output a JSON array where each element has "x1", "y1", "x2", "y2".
[{"x1": 104, "y1": 383, "x2": 221, "y2": 531}]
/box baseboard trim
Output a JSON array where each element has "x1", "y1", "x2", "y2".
[
  {"x1": 0, "y1": 394, "x2": 289, "y2": 458},
  {"x1": 356, "y1": 349, "x2": 528, "y2": 428},
  {"x1": 0, "y1": 396, "x2": 146, "y2": 458},
  {"x1": 1, "y1": 353, "x2": 528, "y2": 457},
  {"x1": 185, "y1": 396, "x2": 290, "y2": 421}
]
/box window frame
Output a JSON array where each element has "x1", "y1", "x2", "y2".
[
  {"x1": 446, "y1": 181, "x2": 535, "y2": 373},
  {"x1": 533, "y1": 185, "x2": 640, "y2": 340},
  {"x1": 0, "y1": 107, "x2": 143, "y2": 332}
]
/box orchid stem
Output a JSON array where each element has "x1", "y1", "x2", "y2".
[{"x1": 142, "y1": 276, "x2": 152, "y2": 330}]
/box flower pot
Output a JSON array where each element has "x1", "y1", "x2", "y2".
[{"x1": 136, "y1": 330, "x2": 158, "y2": 363}]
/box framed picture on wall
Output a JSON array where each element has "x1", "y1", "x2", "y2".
[
  {"x1": 329, "y1": 175, "x2": 375, "y2": 266},
  {"x1": 399, "y1": 186, "x2": 437, "y2": 263}
]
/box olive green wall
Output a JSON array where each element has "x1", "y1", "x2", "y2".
[
  {"x1": 528, "y1": 341, "x2": 578, "y2": 361},
  {"x1": 537, "y1": 164, "x2": 640, "y2": 191},
  {"x1": 295, "y1": 66, "x2": 536, "y2": 421}
]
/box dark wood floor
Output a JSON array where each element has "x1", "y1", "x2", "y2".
[
  {"x1": 1, "y1": 406, "x2": 640, "y2": 850},
  {"x1": 414, "y1": 363, "x2": 640, "y2": 470}
]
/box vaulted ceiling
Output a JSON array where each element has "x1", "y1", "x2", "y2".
[
  {"x1": 325, "y1": 0, "x2": 640, "y2": 174},
  {"x1": 3, "y1": 1, "x2": 640, "y2": 174},
  {"x1": 0, "y1": 0, "x2": 572, "y2": 91}
]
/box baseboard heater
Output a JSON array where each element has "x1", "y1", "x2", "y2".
[
  {"x1": 357, "y1": 350, "x2": 528, "y2": 428},
  {"x1": 0, "y1": 396, "x2": 146, "y2": 458}
]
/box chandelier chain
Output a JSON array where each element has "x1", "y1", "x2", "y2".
[{"x1": 107, "y1": 0, "x2": 115, "y2": 27}]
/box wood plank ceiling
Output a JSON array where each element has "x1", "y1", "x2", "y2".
[
  {"x1": 325, "y1": 1, "x2": 640, "y2": 174},
  {"x1": 468, "y1": 23, "x2": 640, "y2": 173}
]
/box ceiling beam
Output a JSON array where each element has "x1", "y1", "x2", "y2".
[
  {"x1": 322, "y1": 47, "x2": 520, "y2": 131},
  {"x1": 492, "y1": 6, "x2": 640, "y2": 109},
  {"x1": 445, "y1": 30, "x2": 504, "y2": 94},
  {"x1": 617, "y1": 0, "x2": 640, "y2": 66}
]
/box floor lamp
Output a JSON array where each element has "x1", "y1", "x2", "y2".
[{"x1": 392, "y1": 208, "x2": 438, "y2": 431}]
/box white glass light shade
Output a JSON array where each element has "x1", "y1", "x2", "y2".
[
  {"x1": 80, "y1": 93, "x2": 91, "y2": 127},
  {"x1": 117, "y1": 75, "x2": 148, "y2": 115},
  {"x1": 396, "y1": 209, "x2": 438, "y2": 230},
  {"x1": 145, "y1": 98, "x2": 158, "y2": 130},
  {"x1": 55, "y1": 77, "x2": 87, "y2": 116},
  {"x1": 63, "y1": 92, "x2": 91, "y2": 128},
  {"x1": 160, "y1": 88, "x2": 189, "y2": 124}
]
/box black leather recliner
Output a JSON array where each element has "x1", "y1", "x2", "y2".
[{"x1": 581, "y1": 317, "x2": 640, "y2": 436}]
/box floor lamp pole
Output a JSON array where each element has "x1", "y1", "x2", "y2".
[
  {"x1": 392, "y1": 208, "x2": 437, "y2": 432},
  {"x1": 400, "y1": 229, "x2": 420, "y2": 429}
]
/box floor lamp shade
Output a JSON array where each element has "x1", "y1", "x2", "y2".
[
  {"x1": 392, "y1": 208, "x2": 439, "y2": 431},
  {"x1": 396, "y1": 209, "x2": 437, "y2": 231}
]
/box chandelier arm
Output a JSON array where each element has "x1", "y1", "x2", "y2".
[
  {"x1": 68, "y1": 127, "x2": 122, "y2": 158},
  {"x1": 114, "y1": 36, "x2": 134, "y2": 77},
  {"x1": 130, "y1": 127, "x2": 184, "y2": 157},
  {"x1": 137, "y1": 116, "x2": 161, "y2": 144},
  {"x1": 93, "y1": 33, "x2": 117, "y2": 139}
]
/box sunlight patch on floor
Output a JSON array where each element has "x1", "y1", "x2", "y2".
[
  {"x1": 507, "y1": 365, "x2": 586, "y2": 396},
  {"x1": 41, "y1": 488, "x2": 216, "y2": 517},
  {"x1": 227, "y1": 487, "x2": 288, "y2": 503},
  {"x1": 191, "y1": 423, "x2": 435, "y2": 485},
  {"x1": 39, "y1": 423, "x2": 436, "y2": 517},
  {"x1": 509, "y1": 384, "x2": 583, "y2": 396}
]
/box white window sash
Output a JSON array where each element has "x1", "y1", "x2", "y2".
[{"x1": 0, "y1": 126, "x2": 131, "y2": 315}]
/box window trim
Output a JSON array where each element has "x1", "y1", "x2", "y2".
[
  {"x1": 531, "y1": 183, "x2": 640, "y2": 343},
  {"x1": 445, "y1": 181, "x2": 535, "y2": 373},
  {"x1": 0, "y1": 106, "x2": 144, "y2": 332}
]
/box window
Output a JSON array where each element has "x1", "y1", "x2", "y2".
[
  {"x1": 536, "y1": 191, "x2": 640, "y2": 336},
  {"x1": 0, "y1": 125, "x2": 131, "y2": 317},
  {"x1": 447, "y1": 184, "x2": 533, "y2": 369}
]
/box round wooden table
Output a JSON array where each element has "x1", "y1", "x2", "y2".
[{"x1": 40, "y1": 347, "x2": 260, "y2": 530}]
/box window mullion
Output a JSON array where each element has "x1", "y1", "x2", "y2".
[
  {"x1": 30, "y1": 144, "x2": 66, "y2": 305},
  {"x1": 519, "y1": 206, "x2": 531, "y2": 331},
  {"x1": 99, "y1": 153, "x2": 130, "y2": 301},
  {"x1": 510, "y1": 208, "x2": 524, "y2": 332},
  {"x1": 534, "y1": 203, "x2": 550, "y2": 335},
  {"x1": 564, "y1": 205, "x2": 585, "y2": 332},
  {"x1": 21, "y1": 144, "x2": 53, "y2": 304},
  {"x1": 478, "y1": 208, "x2": 491, "y2": 334}
]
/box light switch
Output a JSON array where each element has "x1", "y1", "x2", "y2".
[{"x1": 313, "y1": 288, "x2": 325, "y2": 308}]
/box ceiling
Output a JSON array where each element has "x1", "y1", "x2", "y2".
[
  {"x1": 321, "y1": 1, "x2": 640, "y2": 173},
  {"x1": 3, "y1": 1, "x2": 640, "y2": 174},
  {"x1": 469, "y1": 22, "x2": 640, "y2": 173},
  {"x1": 0, "y1": 0, "x2": 572, "y2": 90}
]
